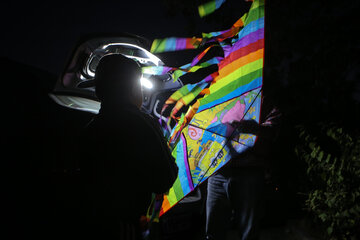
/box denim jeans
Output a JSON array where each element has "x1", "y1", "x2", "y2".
[{"x1": 206, "y1": 167, "x2": 264, "y2": 240}]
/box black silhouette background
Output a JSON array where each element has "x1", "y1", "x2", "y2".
[{"x1": 2, "y1": 0, "x2": 359, "y2": 239}]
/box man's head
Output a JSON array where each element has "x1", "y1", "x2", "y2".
[{"x1": 95, "y1": 54, "x2": 142, "y2": 107}]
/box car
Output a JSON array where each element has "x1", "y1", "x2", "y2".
[{"x1": 50, "y1": 33, "x2": 182, "y2": 122}]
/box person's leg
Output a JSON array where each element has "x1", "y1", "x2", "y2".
[
  {"x1": 228, "y1": 168, "x2": 264, "y2": 240},
  {"x1": 206, "y1": 173, "x2": 232, "y2": 240}
]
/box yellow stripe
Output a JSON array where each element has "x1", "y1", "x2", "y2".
[
  {"x1": 167, "y1": 187, "x2": 178, "y2": 205},
  {"x1": 150, "y1": 39, "x2": 159, "y2": 53},
  {"x1": 198, "y1": 5, "x2": 206, "y2": 17}
]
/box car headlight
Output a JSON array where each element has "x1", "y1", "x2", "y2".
[{"x1": 140, "y1": 77, "x2": 153, "y2": 89}]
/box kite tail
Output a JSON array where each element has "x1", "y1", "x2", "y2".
[
  {"x1": 185, "y1": 100, "x2": 200, "y2": 123},
  {"x1": 198, "y1": 0, "x2": 227, "y2": 18},
  {"x1": 198, "y1": 0, "x2": 253, "y2": 18},
  {"x1": 143, "y1": 46, "x2": 222, "y2": 82},
  {"x1": 150, "y1": 37, "x2": 202, "y2": 53},
  {"x1": 146, "y1": 193, "x2": 164, "y2": 223},
  {"x1": 159, "y1": 69, "x2": 217, "y2": 146},
  {"x1": 168, "y1": 100, "x2": 199, "y2": 145},
  {"x1": 142, "y1": 193, "x2": 164, "y2": 239},
  {"x1": 167, "y1": 87, "x2": 206, "y2": 145},
  {"x1": 168, "y1": 113, "x2": 186, "y2": 146},
  {"x1": 142, "y1": 66, "x2": 175, "y2": 75},
  {"x1": 171, "y1": 56, "x2": 222, "y2": 81}
]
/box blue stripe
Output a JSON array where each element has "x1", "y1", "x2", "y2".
[
  {"x1": 198, "y1": 77, "x2": 262, "y2": 112},
  {"x1": 166, "y1": 38, "x2": 177, "y2": 51},
  {"x1": 232, "y1": 17, "x2": 264, "y2": 44},
  {"x1": 215, "y1": 0, "x2": 226, "y2": 8},
  {"x1": 174, "y1": 138, "x2": 191, "y2": 195},
  {"x1": 185, "y1": 82, "x2": 208, "y2": 93}
]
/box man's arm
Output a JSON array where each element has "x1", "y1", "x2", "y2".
[{"x1": 232, "y1": 107, "x2": 282, "y2": 138}]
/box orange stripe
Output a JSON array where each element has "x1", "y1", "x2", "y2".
[
  {"x1": 200, "y1": 88, "x2": 210, "y2": 95},
  {"x1": 217, "y1": 48, "x2": 263, "y2": 79},
  {"x1": 161, "y1": 196, "x2": 170, "y2": 215},
  {"x1": 171, "y1": 99, "x2": 186, "y2": 117},
  {"x1": 233, "y1": 18, "x2": 244, "y2": 28}
]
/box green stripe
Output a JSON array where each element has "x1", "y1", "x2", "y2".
[
  {"x1": 171, "y1": 91, "x2": 185, "y2": 101},
  {"x1": 150, "y1": 39, "x2": 166, "y2": 53},
  {"x1": 167, "y1": 177, "x2": 184, "y2": 206},
  {"x1": 198, "y1": 1, "x2": 216, "y2": 17},
  {"x1": 244, "y1": 1, "x2": 264, "y2": 26},
  {"x1": 172, "y1": 70, "x2": 185, "y2": 81},
  {"x1": 203, "y1": 68, "x2": 262, "y2": 104},
  {"x1": 167, "y1": 188, "x2": 178, "y2": 206},
  {"x1": 211, "y1": 58, "x2": 263, "y2": 93},
  {"x1": 182, "y1": 86, "x2": 204, "y2": 105},
  {"x1": 180, "y1": 86, "x2": 192, "y2": 95},
  {"x1": 173, "y1": 177, "x2": 185, "y2": 200},
  {"x1": 171, "y1": 85, "x2": 191, "y2": 101}
]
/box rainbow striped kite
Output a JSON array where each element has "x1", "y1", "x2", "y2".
[{"x1": 146, "y1": 0, "x2": 265, "y2": 216}]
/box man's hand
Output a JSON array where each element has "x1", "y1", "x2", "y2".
[{"x1": 231, "y1": 119, "x2": 259, "y2": 134}]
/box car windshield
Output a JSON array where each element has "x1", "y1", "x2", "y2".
[
  {"x1": 105, "y1": 45, "x2": 148, "y2": 58},
  {"x1": 86, "y1": 43, "x2": 155, "y2": 77}
]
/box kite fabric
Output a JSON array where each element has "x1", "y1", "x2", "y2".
[
  {"x1": 145, "y1": 0, "x2": 265, "y2": 216},
  {"x1": 150, "y1": 37, "x2": 202, "y2": 53},
  {"x1": 142, "y1": 56, "x2": 222, "y2": 82},
  {"x1": 198, "y1": 0, "x2": 227, "y2": 17},
  {"x1": 143, "y1": 44, "x2": 222, "y2": 82}
]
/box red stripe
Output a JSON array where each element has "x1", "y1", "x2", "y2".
[
  {"x1": 191, "y1": 46, "x2": 213, "y2": 66},
  {"x1": 216, "y1": 28, "x2": 240, "y2": 42},
  {"x1": 185, "y1": 38, "x2": 201, "y2": 49},
  {"x1": 185, "y1": 39, "x2": 194, "y2": 49},
  {"x1": 219, "y1": 38, "x2": 264, "y2": 70}
]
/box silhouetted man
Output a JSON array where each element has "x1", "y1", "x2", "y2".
[
  {"x1": 205, "y1": 94, "x2": 281, "y2": 240},
  {"x1": 81, "y1": 54, "x2": 178, "y2": 239}
]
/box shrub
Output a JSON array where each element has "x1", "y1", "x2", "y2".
[{"x1": 295, "y1": 123, "x2": 360, "y2": 239}]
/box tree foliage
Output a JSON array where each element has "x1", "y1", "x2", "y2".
[{"x1": 296, "y1": 124, "x2": 360, "y2": 239}]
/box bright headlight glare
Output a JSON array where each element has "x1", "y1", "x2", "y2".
[{"x1": 140, "y1": 77, "x2": 153, "y2": 89}]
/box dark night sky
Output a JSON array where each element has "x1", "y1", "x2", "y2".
[{"x1": 1, "y1": 0, "x2": 193, "y2": 75}]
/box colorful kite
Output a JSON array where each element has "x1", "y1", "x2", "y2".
[{"x1": 145, "y1": 0, "x2": 265, "y2": 216}]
